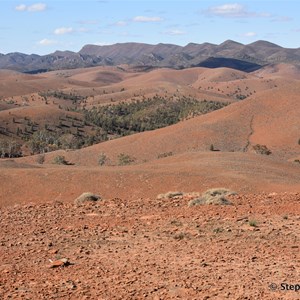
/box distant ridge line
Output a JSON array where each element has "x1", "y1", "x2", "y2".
[{"x1": 1, "y1": 40, "x2": 299, "y2": 73}]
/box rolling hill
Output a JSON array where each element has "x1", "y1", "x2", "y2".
[{"x1": 0, "y1": 62, "x2": 300, "y2": 205}]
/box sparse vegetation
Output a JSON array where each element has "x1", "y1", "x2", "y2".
[
  {"x1": 25, "y1": 128, "x2": 107, "y2": 155},
  {"x1": 188, "y1": 188, "x2": 235, "y2": 207},
  {"x1": 28, "y1": 130, "x2": 59, "y2": 154},
  {"x1": 0, "y1": 140, "x2": 22, "y2": 158},
  {"x1": 39, "y1": 90, "x2": 87, "y2": 102},
  {"x1": 36, "y1": 154, "x2": 45, "y2": 164},
  {"x1": 157, "y1": 151, "x2": 173, "y2": 159},
  {"x1": 52, "y1": 155, "x2": 69, "y2": 165},
  {"x1": 98, "y1": 152, "x2": 107, "y2": 166},
  {"x1": 157, "y1": 191, "x2": 184, "y2": 200},
  {"x1": 173, "y1": 232, "x2": 187, "y2": 240},
  {"x1": 253, "y1": 144, "x2": 272, "y2": 155},
  {"x1": 235, "y1": 94, "x2": 247, "y2": 100},
  {"x1": 0, "y1": 94, "x2": 228, "y2": 158},
  {"x1": 74, "y1": 192, "x2": 101, "y2": 206},
  {"x1": 118, "y1": 153, "x2": 135, "y2": 165},
  {"x1": 213, "y1": 227, "x2": 224, "y2": 233},
  {"x1": 170, "y1": 219, "x2": 183, "y2": 226},
  {"x1": 249, "y1": 220, "x2": 258, "y2": 227},
  {"x1": 84, "y1": 96, "x2": 228, "y2": 137}
]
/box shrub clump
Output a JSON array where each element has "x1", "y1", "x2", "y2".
[
  {"x1": 188, "y1": 188, "x2": 236, "y2": 207},
  {"x1": 157, "y1": 152, "x2": 173, "y2": 159},
  {"x1": 118, "y1": 153, "x2": 135, "y2": 165},
  {"x1": 249, "y1": 220, "x2": 258, "y2": 227},
  {"x1": 36, "y1": 154, "x2": 45, "y2": 164},
  {"x1": 98, "y1": 152, "x2": 107, "y2": 166},
  {"x1": 74, "y1": 192, "x2": 101, "y2": 205},
  {"x1": 253, "y1": 144, "x2": 272, "y2": 155},
  {"x1": 52, "y1": 155, "x2": 69, "y2": 165},
  {"x1": 157, "y1": 191, "x2": 184, "y2": 200}
]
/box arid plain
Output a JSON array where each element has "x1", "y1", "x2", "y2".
[{"x1": 0, "y1": 61, "x2": 300, "y2": 299}]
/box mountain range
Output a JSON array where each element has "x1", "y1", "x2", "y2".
[{"x1": 1, "y1": 40, "x2": 300, "y2": 73}]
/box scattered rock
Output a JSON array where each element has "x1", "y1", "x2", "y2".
[
  {"x1": 48, "y1": 249, "x2": 59, "y2": 254},
  {"x1": 267, "y1": 192, "x2": 278, "y2": 198},
  {"x1": 49, "y1": 258, "x2": 70, "y2": 268}
]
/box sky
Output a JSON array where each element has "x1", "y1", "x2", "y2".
[{"x1": 1, "y1": 0, "x2": 299, "y2": 55}]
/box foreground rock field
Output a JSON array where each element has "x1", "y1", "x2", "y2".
[{"x1": 1, "y1": 192, "x2": 299, "y2": 299}]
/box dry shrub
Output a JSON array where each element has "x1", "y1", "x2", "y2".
[
  {"x1": 36, "y1": 154, "x2": 45, "y2": 164},
  {"x1": 53, "y1": 155, "x2": 68, "y2": 165},
  {"x1": 157, "y1": 191, "x2": 184, "y2": 200},
  {"x1": 253, "y1": 144, "x2": 272, "y2": 155},
  {"x1": 74, "y1": 192, "x2": 101, "y2": 205},
  {"x1": 188, "y1": 188, "x2": 236, "y2": 207}
]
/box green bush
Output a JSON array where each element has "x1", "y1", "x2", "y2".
[
  {"x1": 249, "y1": 220, "x2": 258, "y2": 227},
  {"x1": 118, "y1": 153, "x2": 135, "y2": 165}
]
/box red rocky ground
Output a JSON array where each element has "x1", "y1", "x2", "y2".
[{"x1": 0, "y1": 192, "x2": 299, "y2": 299}]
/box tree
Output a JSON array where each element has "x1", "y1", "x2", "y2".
[
  {"x1": 0, "y1": 140, "x2": 22, "y2": 158},
  {"x1": 27, "y1": 130, "x2": 59, "y2": 154}
]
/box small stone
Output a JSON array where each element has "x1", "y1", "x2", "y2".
[
  {"x1": 49, "y1": 258, "x2": 70, "y2": 268},
  {"x1": 48, "y1": 249, "x2": 59, "y2": 254}
]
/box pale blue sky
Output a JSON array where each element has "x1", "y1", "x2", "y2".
[{"x1": 1, "y1": 0, "x2": 299, "y2": 54}]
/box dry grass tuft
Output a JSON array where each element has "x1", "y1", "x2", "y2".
[
  {"x1": 188, "y1": 188, "x2": 235, "y2": 207},
  {"x1": 74, "y1": 192, "x2": 101, "y2": 205},
  {"x1": 157, "y1": 191, "x2": 184, "y2": 200}
]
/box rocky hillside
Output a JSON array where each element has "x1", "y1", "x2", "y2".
[{"x1": 1, "y1": 40, "x2": 300, "y2": 73}]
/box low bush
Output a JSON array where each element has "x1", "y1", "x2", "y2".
[
  {"x1": 118, "y1": 153, "x2": 135, "y2": 165},
  {"x1": 188, "y1": 188, "x2": 236, "y2": 207},
  {"x1": 98, "y1": 152, "x2": 107, "y2": 166},
  {"x1": 253, "y1": 144, "x2": 272, "y2": 155},
  {"x1": 157, "y1": 191, "x2": 184, "y2": 200},
  {"x1": 53, "y1": 155, "x2": 68, "y2": 165},
  {"x1": 157, "y1": 152, "x2": 173, "y2": 159}
]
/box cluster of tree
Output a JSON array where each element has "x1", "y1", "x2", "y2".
[
  {"x1": 39, "y1": 91, "x2": 87, "y2": 102},
  {"x1": 84, "y1": 96, "x2": 228, "y2": 136},
  {"x1": 0, "y1": 96, "x2": 228, "y2": 158},
  {"x1": 26, "y1": 129, "x2": 107, "y2": 155},
  {"x1": 0, "y1": 140, "x2": 22, "y2": 158}
]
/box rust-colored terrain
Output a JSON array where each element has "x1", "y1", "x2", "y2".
[
  {"x1": 0, "y1": 193, "x2": 299, "y2": 299},
  {"x1": 0, "y1": 63, "x2": 299, "y2": 299}
]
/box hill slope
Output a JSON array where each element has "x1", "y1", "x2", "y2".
[{"x1": 34, "y1": 77, "x2": 300, "y2": 165}]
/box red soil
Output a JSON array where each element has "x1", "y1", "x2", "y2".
[
  {"x1": 0, "y1": 192, "x2": 299, "y2": 299},
  {"x1": 0, "y1": 64, "x2": 300, "y2": 299}
]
